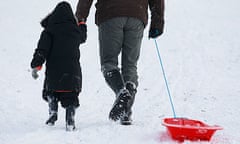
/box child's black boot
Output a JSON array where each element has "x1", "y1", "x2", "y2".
[
  {"x1": 46, "y1": 95, "x2": 58, "y2": 126},
  {"x1": 66, "y1": 105, "x2": 76, "y2": 131}
]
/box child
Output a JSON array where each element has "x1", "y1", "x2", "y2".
[{"x1": 30, "y1": 1, "x2": 87, "y2": 131}]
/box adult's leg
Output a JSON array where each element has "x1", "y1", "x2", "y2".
[
  {"x1": 121, "y1": 17, "x2": 144, "y2": 87},
  {"x1": 98, "y1": 17, "x2": 126, "y2": 94},
  {"x1": 99, "y1": 17, "x2": 125, "y2": 75},
  {"x1": 121, "y1": 17, "x2": 144, "y2": 124},
  {"x1": 99, "y1": 18, "x2": 133, "y2": 122}
]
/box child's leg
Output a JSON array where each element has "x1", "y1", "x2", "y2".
[
  {"x1": 58, "y1": 92, "x2": 79, "y2": 131},
  {"x1": 46, "y1": 92, "x2": 59, "y2": 125},
  {"x1": 59, "y1": 92, "x2": 79, "y2": 108}
]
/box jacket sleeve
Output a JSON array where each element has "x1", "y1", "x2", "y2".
[
  {"x1": 31, "y1": 30, "x2": 52, "y2": 68},
  {"x1": 149, "y1": 0, "x2": 165, "y2": 30},
  {"x1": 75, "y1": 0, "x2": 93, "y2": 22}
]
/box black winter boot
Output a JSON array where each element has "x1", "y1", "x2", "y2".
[
  {"x1": 120, "y1": 81, "x2": 137, "y2": 125},
  {"x1": 109, "y1": 89, "x2": 132, "y2": 122},
  {"x1": 65, "y1": 106, "x2": 76, "y2": 131},
  {"x1": 104, "y1": 70, "x2": 135, "y2": 124},
  {"x1": 125, "y1": 81, "x2": 137, "y2": 100},
  {"x1": 104, "y1": 69, "x2": 125, "y2": 95},
  {"x1": 46, "y1": 95, "x2": 58, "y2": 126}
]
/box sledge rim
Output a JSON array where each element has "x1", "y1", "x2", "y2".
[{"x1": 162, "y1": 118, "x2": 223, "y2": 130}]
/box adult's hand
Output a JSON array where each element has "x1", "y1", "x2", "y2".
[
  {"x1": 148, "y1": 28, "x2": 163, "y2": 39},
  {"x1": 78, "y1": 22, "x2": 87, "y2": 43}
]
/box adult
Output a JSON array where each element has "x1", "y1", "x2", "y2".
[{"x1": 76, "y1": 0, "x2": 165, "y2": 125}]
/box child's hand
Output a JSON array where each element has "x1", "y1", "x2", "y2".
[{"x1": 32, "y1": 66, "x2": 42, "y2": 79}]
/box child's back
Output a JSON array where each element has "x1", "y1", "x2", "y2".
[
  {"x1": 38, "y1": 2, "x2": 83, "y2": 92},
  {"x1": 30, "y1": 1, "x2": 87, "y2": 131}
]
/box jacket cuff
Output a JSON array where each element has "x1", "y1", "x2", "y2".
[
  {"x1": 36, "y1": 66, "x2": 42, "y2": 70},
  {"x1": 78, "y1": 21, "x2": 86, "y2": 25}
]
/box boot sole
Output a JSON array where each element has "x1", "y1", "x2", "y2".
[
  {"x1": 109, "y1": 104, "x2": 127, "y2": 121},
  {"x1": 120, "y1": 120, "x2": 132, "y2": 125},
  {"x1": 66, "y1": 125, "x2": 76, "y2": 131}
]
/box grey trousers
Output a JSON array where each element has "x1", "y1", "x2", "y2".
[{"x1": 98, "y1": 17, "x2": 144, "y2": 86}]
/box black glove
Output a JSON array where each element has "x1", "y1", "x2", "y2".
[
  {"x1": 31, "y1": 65, "x2": 42, "y2": 79},
  {"x1": 148, "y1": 28, "x2": 163, "y2": 39},
  {"x1": 78, "y1": 23, "x2": 87, "y2": 44}
]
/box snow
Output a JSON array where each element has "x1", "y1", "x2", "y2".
[{"x1": 1, "y1": 0, "x2": 240, "y2": 143}]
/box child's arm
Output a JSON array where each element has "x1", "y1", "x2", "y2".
[
  {"x1": 31, "y1": 30, "x2": 52, "y2": 69},
  {"x1": 30, "y1": 30, "x2": 52, "y2": 79}
]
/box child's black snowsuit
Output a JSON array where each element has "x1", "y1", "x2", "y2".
[{"x1": 31, "y1": 1, "x2": 86, "y2": 107}]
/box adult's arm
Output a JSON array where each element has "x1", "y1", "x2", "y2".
[
  {"x1": 75, "y1": 0, "x2": 94, "y2": 22},
  {"x1": 149, "y1": 0, "x2": 165, "y2": 31}
]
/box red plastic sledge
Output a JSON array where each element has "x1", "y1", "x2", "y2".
[{"x1": 162, "y1": 118, "x2": 223, "y2": 142}]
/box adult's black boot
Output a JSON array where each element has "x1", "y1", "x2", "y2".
[
  {"x1": 125, "y1": 81, "x2": 137, "y2": 103},
  {"x1": 65, "y1": 105, "x2": 76, "y2": 131},
  {"x1": 104, "y1": 70, "x2": 135, "y2": 123},
  {"x1": 46, "y1": 95, "x2": 58, "y2": 126},
  {"x1": 109, "y1": 89, "x2": 132, "y2": 122},
  {"x1": 103, "y1": 69, "x2": 125, "y2": 95},
  {"x1": 103, "y1": 70, "x2": 128, "y2": 121},
  {"x1": 120, "y1": 81, "x2": 137, "y2": 125}
]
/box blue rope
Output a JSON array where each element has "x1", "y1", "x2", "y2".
[{"x1": 154, "y1": 39, "x2": 177, "y2": 118}]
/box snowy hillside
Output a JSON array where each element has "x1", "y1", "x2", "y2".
[{"x1": 1, "y1": 0, "x2": 240, "y2": 143}]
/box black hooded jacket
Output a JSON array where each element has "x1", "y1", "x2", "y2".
[{"x1": 31, "y1": 2, "x2": 83, "y2": 94}]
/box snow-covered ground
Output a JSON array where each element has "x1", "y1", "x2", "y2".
[{"x1": 1, "y1": 0, "x2": 240, "y2": 143}]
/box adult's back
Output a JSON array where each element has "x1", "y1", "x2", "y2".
[{"x1": 76, "y1": 0, "x2": 164, "y2": 30}]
